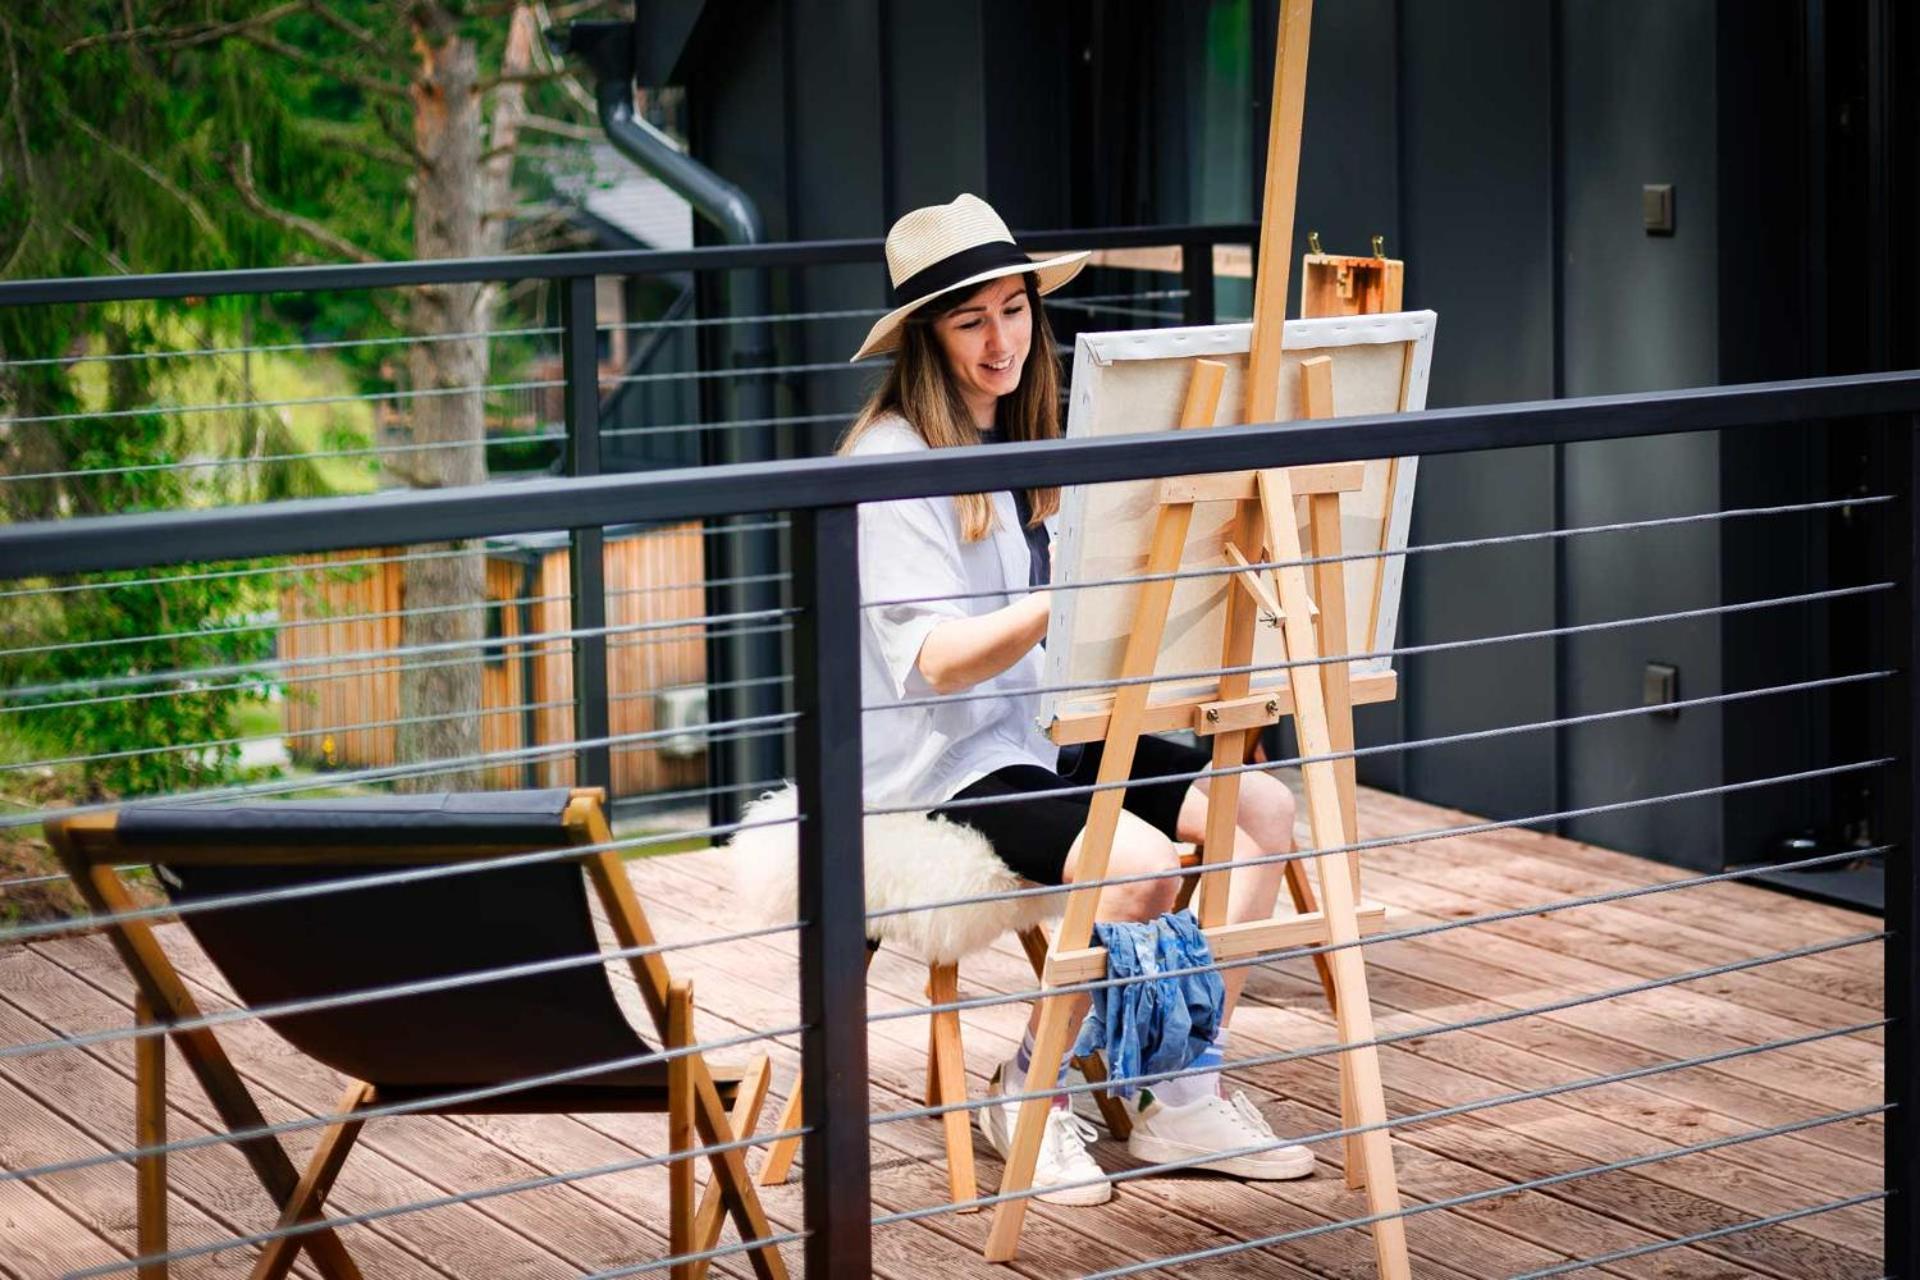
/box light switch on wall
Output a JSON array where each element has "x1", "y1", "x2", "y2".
[
  {"x1": 1644, "y1": 662, "x2": 1680, "y2": 717},
  {"x1": 1642, "y1": 184, "x2": 1675, "y2": 235}
]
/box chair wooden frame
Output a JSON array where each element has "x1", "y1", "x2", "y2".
[{"x1": 46, "y1": 788, "x2": 788, "y2": 1280}]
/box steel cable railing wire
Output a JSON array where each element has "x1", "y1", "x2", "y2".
[
  {"x1": 859, "y1": 755, "x2": 1891, "y2": 928},
  {"x1": 866, "y1": 581, "x2": 1893, "y2": 716},
  {"x1": 0, "y1": 646, "x2": 541, "y2": 720},
  {"x1": 608, "y1": 672, "x2": 792, "y2": 704},
  {"x1": 60, "y1": 1111, "x2": 809, "y2": 1280},
  {"x1": 1504, "y1": 1191, "x2": 1890, "y2": 1280},
  {"x1": 865, "y1": 828, "x2": 1891, "y2": 1034},
  {"x1": 864, "y1": 493, "x2": 1892, "y2": 610},
  {"x1": 0, "y1": 288, "x2": 1187, "y2": 375},
  {"x1": 0, "y1": 322, "x2": 564, "y2": 370},
  {"x1": 1068, "y1": 1104, "x2": 1890, "y2": 1280},
  {"x1": 0, "y1": 619, "x2": 794, "y2": 728},
  {"x1": 0, "y1": 605, "x2": 799, "y2": 706},
  {"x1": 0, "y1": 519, "x2": 789, "y2": 603},
  {"x1": 0, "y1": 568, "x2": 784, "y2": 664},
  {"x1": 0, "y1": 696, "x2": 577, "y2": 775},
  {"x1": 0, "y1": 376, "x2": 566, "y2": 428},
  {"x1": 0, "y1": 907, "x2": 806, "y2": 1080},
  {"x1": 49, "y1": 836, "x2": 1865, "y2": 1081},
  {"x1": 0, "y1": 709, "x2": 798, "y2": 838},
  {"x1": 0, "y1": 589, "x2": 576, "y2": 662},
  {"x1": 0, "y1": 660, "x2": 787, "y2": 782},
  {"x1": 866, "y1": 925, "x2": 1885, "y2": 1126},
  {"x1": 868, "y1": 668, "x2": 1893, "y2": 819},
  {"x1": 0, "y1": 772, "x2": 792, "y2": 894},
  {"x1": 598, "y1": 409, "x2": 852, "y2": 440},
  {"x1": 871, "y1": 1028, "x2": 1886, "y2": 1227},
  {"x1": 0, "y1": 804, "x2": 797, "y2": 949},
  {"x1": 0, "y1": 427, "x2": 574, "y2": 486},
  {"x1": 572, "y1": 1232, "x2": 813, "y2": 1280},
  {"x1": 10, "y1": 1018, "x2": 806, "y2": 1182}
]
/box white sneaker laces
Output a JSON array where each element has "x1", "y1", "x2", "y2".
[
  {"x1": 1228, "y1": 1091, "x2": 1278, "y2": 1142},
  {"x1": 1042, "y1": 1108, "x2": 1101, "y2": 1168}
]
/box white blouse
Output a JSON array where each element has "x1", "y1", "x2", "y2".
[{"x1": 851, "y1": 415, "x2": 1060, "y2": 810}]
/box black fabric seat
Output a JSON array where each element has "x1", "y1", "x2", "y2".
[{"x1": 119, "y1": 790, "x2": 673, "y2": 1102}]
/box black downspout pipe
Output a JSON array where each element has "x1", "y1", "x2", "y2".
[{"x1": 558, "y1": 21, "x2": 786, "y2": 825}]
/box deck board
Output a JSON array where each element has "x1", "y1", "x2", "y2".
[{"x1": 0, "y1": 782, "x2": 1883, "y2": 1278}]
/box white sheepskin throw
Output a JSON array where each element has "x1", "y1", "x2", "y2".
[{"x1": 726, "y1": 785, "x2": 1062, "y2": 965}]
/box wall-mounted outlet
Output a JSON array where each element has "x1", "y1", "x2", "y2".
[
  {"x1": 1642, "y1": 183, "x2": 1675, "y2": 235},
  {"x1": 1643, "y1": 662, "x2": 1680, "y2": 717}
]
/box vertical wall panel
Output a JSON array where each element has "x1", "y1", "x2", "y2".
[
  {"x1": 1394, "y1": 0, "x2": 1559, "y2": 821},
  {"x1": 1557, "y1": 0, "x2": 1725, "y2": 866}
]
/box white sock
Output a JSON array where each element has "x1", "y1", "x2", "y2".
[
  {"x1": 1007, "y1": 1028, "x2": 1072, "y2": 1109},
  {"x1": 1151, "y1": 1029, "x2": 1226, "y2": 1107}
]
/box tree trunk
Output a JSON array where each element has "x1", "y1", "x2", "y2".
[
  {"x1": 393, "y1": 4, "x2": 539, "y2": 793},
  {"x1": 394, "y1": 9, "x2": 488, "y2": 792}
]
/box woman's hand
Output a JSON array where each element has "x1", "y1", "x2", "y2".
[{"x1": 914, "y1": 591, "x2": 1051, "y2": 694}]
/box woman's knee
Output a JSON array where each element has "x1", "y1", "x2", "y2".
[
  {"x1": 1095, "y1": 815, "x2": 1181, "y2": 920},
  {"x1": 1237, "y1": 771, "x2": 1297, "y2": 849}
]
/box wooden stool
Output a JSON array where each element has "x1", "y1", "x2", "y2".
[{"x1": 755, "y1": 922, "x2": 1133, "y2": 1211}]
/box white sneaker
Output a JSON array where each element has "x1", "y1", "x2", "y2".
[
  {"x1": 1126, "y1": 1089, "x2": 1316, "y2": 1180},
  {"x1": 1059, "y1": 1061, "x2": 1108, "y2": 1128},
  {"x1": 977, "y1": 1065, "x2": 1114, "y2": 1206}
]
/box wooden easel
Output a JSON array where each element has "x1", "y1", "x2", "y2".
[{"x1": 985, "y1": 2, "x2": 1412, "y2": 1273}]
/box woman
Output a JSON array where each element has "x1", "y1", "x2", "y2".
[{"x1": 847, "y1": 195, "x2": 1314, "y2": 1205}]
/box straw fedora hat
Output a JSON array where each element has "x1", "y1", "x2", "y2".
[{"x1": 850, "y1": 193, "x2": 1089, "y2": 363}]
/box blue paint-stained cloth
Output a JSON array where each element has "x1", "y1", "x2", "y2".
[{"x1": 1070, "y1": 910, "x2": 1224, "y2": 1097}]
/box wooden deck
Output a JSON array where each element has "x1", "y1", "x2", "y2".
[{"x1": 0, "y1": 784, "x2": 1884, "y2": 1279}]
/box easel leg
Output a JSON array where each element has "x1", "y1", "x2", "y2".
[
  {"x1": 134, "y1": 994, "x2": 166, "y2": 1280},
  {"x1": 986, "y1": 362, "x2": 1224, "y2": 1263},
  {"x1": 1256, "y1": 470, "x2": 1409, "y2": 1277},
  {"x1": 1018, "y1": 926, "x2": 1131, "y2": 1139},
  {"x1": 985, "y1": 990, "x2": 1081, "y2": 1259}
]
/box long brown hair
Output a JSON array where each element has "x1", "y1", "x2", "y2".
[{"x1": 839, "y1": 273, "x2": 1062, "y2": 542}]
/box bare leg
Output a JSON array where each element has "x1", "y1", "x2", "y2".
[
  {"x1": 1021, "y1": 810, "x2": 1181, "y2": 1042},
  {"x1": 1177, "y1": 769, "x2": 1294, "y2": 1020}
]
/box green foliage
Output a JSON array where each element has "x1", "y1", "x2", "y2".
[
  {"x1": 0, "y1": 2, "x2": 618, "y2": 805},
  {"x1": 1, "y1": 316, "x2": 280, "y2": 798}
]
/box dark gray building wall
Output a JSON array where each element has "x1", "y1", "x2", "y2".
[
  {"x1": 1391, "y1": 0, "x2": 1560, "y2": 821},
  {"x1": 1556, "y1": 0, "x2": 1726, "y2": 866},
  {"x1": 653, "y1": 0, "x2": 1905, "y2": 873}
]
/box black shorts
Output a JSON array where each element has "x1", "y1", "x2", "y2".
[{"x1": 929, "y1": 735, "x2": 1211, "y2": 886}]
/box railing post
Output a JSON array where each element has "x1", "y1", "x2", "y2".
[
  {"x1": 789, "y1": 503, "x2": 871, "y2": 1276},
  {"x1": 1886, "y1": 410, "x2": 1919, "y2": 1278},
  {"x1": 1182, "y1": 234, "x2": 1216, "y2": 326},
  {"x1": 563, "y1": 274, "x2": 612, "y2": 793}
]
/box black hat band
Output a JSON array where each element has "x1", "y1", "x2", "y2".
[{"x1": 890, "y1": 240, "x2": 1034, "y2": 309}]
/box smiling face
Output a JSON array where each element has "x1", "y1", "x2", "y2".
[{"x1": 931, "y1": 274, "x2": 1032, "y2": 428}]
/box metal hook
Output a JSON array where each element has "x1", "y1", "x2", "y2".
[
  {"x1": 1308, "y1": 231, "x2": 1324, "y2": 255},
  {"x1": 1371, "y1": 234, "x2": 1386, "y2": 259}
]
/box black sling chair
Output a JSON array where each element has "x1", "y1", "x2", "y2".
[{"x1": 47, "y1": 788, "x2": 787, "y2": 1280}]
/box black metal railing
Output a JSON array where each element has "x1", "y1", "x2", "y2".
[{"x1": 1, "y1": 233, "x2": 1915, "y2": 1277}]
